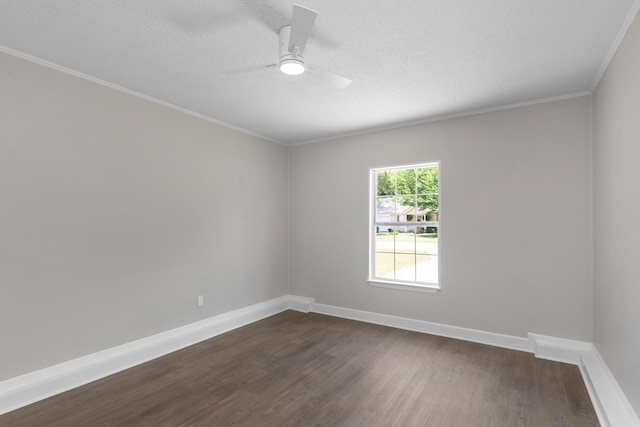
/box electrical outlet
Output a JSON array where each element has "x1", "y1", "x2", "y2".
[{"x1": 197, "y1": 295, "x2": 204, "y2": 307}]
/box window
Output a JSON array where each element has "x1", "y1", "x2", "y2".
[{"x1": 369, "y1": 162, "x2": 440, "y2": 291}]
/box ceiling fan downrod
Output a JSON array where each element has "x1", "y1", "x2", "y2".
[{"x1": 278, "y1": 26, "x2": 305, "y2": 75}]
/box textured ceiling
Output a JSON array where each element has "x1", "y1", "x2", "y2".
[{"x1": 0, "y1": 1, "x2": 636, "y2": 144}]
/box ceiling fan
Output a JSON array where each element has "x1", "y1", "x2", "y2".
[{"x1": 228, "y1": 3, "x2": 352, "y2": 90}]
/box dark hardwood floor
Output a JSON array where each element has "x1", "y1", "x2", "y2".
[{"x1": 1, "y1": 310, "x2": 599, "y2": 426}]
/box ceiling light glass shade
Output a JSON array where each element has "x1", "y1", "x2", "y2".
[{"x1": 280, "y1": 59, "x2": 305, "y2": 75}]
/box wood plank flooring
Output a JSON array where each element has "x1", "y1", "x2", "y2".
[{"x1": 1, "y1": 311, "x2": 599, "y2": 426}]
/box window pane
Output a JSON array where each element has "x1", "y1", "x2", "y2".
[
  {"x1": 375, "y1": 252, "x2": 395, "y2": 280},
  {"x1": 375, "y1": 226, "x2": 396, "y2": 254},
  {"x1": 395, "y1": 195, "x2": 416, "y2": 221},
  {"x1": 417, "y1": 166, "x2": 438, "y2": 195},
  {"x1": 417, "y1": 196, "x2": 427, "y2": 222},
  {"x1": 377, "y1": 170, "x2": 396, "y2": 196},
  {"x1": 396, "y1": 168, "x2": 416, "y2": 195},
  {"x1": 375, "y1": 225, "x2": 395, "y2": 279},
  {"x1": 416, "y1": 224, "x2": 438, "y2": 283},
  {"x1": 395, "y1": 254, "x2": 416, "y2": 282},
  {"x1": 394, "y1": 230, "x2": 415, "y2": 254},
  {"x1": 416, "y1": 228, "x2": 438, "y2": 256},
  {"x1": 376, "y1": 197, "x2": 396, "y2": 223},
  {"x1": 418, "y1": 194, "x2": 439, "y2": 221},
  {"x1": 417, "y1": 254, "x2": 438, "y2": 283}
]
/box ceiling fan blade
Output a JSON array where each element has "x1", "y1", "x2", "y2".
[
  {"x1": 222, "y1": 64, "x2": 277, "y2": 76},
  {"x1": 289, "y1": 4, "x2": 317, "y2": 54},
  {"x1": 307, "y1": 66, "x2": 352, "y2": 90},
  {"x1": 245, "y1": 1, "x2": 337, "y2": 50},
  {"x1": 242, "y1": 1, "x2": 288, "y2": 34}
]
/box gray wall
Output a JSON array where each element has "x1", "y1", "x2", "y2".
[
  {"x1": 290, "y1": 96, "x2": 593, "y2": 340},
  {"x1": 0, "y1": 52, "x2": 289, "y2": 380},
  {"x1": 593, "y1": 11, "x2": 640, "y2": 417}
]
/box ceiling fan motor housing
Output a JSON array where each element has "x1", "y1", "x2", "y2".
[{"x1": 279, "y1": 25, "x2": 305, "y2": 72}]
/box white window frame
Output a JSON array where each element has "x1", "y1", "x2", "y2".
[{"x1": 368, "y1": 161, "x2": 441, "y2": 293}]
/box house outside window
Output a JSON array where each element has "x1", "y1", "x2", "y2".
[{"x1": 369, "y1": 162, "x2": 440, "y2": 292}]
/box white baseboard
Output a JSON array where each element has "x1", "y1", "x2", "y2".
[
  {"x1": 528, "y1": 333, "x2": 593, "y2": 364},
  {"x1": 287, "y1": 295, "x2": 314, "y2": 313},
  {"x1": 311, "y1": 301, "x2": 532, "y2": 352},
  {"x1": 580, "y1": 347, "x2": 640, "y2": 427},
  {"x1": 0, "y1": 295, "x2": 294, "y2": 415},
  {"x1": 2, "y1": 295, "x2": 637, "y2": 427}
]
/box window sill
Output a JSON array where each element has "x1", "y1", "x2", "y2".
[{"x1": 367, "y1": 279, "x2": 441, "y2": 293}]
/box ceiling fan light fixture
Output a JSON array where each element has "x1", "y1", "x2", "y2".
[{"x1": 280, "y1": 58, "x2": 305, "y2": 75}]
